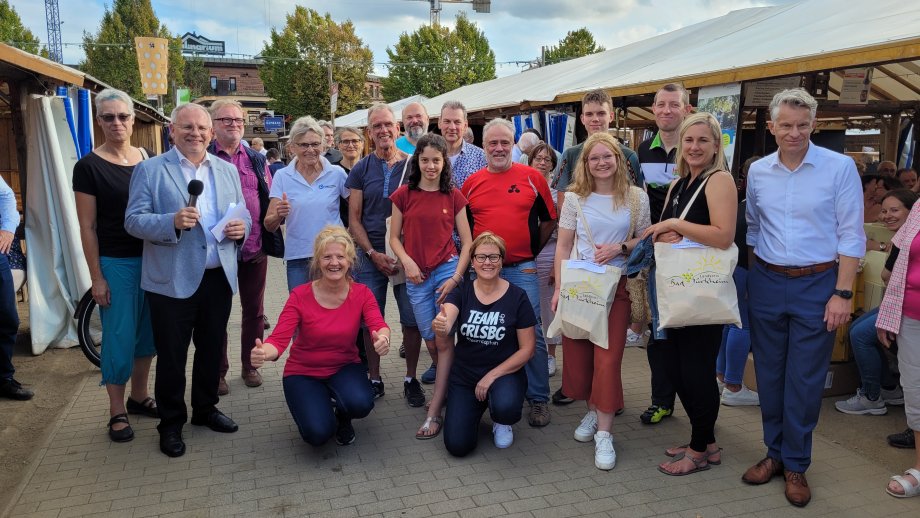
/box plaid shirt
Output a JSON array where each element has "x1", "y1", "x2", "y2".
[
  {"x1": 450, "y1": 140, "x2": 487, "y2": 189},
  {"x1": 877, "y1": 202, "x2": 920, "y2": 333}
]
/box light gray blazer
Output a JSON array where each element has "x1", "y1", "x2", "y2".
[{"x1": 125, "y1": 148, "x2": 252, "y2": 299}]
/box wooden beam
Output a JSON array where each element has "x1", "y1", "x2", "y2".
[
  {"x1": 0, "y1": 44, "x2": 84, "y2": 87},
  {"x1": 876, "y1": 64, "x2": 920, "y2": 97}
]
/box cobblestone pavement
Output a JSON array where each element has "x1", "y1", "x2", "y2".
[{"x1": 4, "y1": 258, "x2": 919, "y2": 517}]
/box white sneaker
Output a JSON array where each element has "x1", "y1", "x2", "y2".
[
  {"x1": 717, "y1": 378, "x2": 725, "y2": 395},
  {"x1": 834, "y1": 389, "x2": 887, "y2": 415},
  {"x1": 881, "y1": 386, "x2": 905, "y2": 406},
  {"x1": 625, "y1": 329, "x2": 649, "y2": 347},
  {"x1": 493, "y1": 423, "x2": 513, "y2": 448},
  {"x1": 548, "y1": 356, "x2": 557, "y2": 377},
  {"x1": 594, "y1": 431, "x2": 616, "y2": 470},
  {"x1": 574, "y1": 410, "x2": 598, "y2": 442},
  {"x1": 721, "y1": 385, "x2": 760, "y2": 406}
]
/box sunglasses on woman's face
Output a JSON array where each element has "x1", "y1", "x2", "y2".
[{"x1": 99, "y1": 113, "x2": 133, "y2": 123}]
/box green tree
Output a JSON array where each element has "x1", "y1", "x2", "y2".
[
  {"x1": 81, "y1": 0, "x2": 185, "y2": 112},
  {"x1": 259, "y1": 7, "x2": 373, "y2": 120},
  {"x1": 183, "y1": 58, "x2": 212, "y2": 100},
  {"x1": 382, "y1": 13, "x2": 496, "y2": 102},
  {"x1": 542, "y1": 28, "x2": 605, "y2": 66},
  {"x1": 0, "y1": 0, "x2": 40, "y2": 54}
]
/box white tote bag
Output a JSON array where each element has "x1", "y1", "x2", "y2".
[
  {"x1": 384, "y1": 160, "x2": 410, "y2": 285},
  {"x1": 547, "y1": 193, "x2": 621, "y2": 349},
  {"x1": 654, "y1": 175, "x2": 740, "y2": 330}
]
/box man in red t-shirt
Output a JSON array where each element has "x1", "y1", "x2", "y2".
[{"x1": 462, "y1": 118, "x2": 556, "y2": 427}]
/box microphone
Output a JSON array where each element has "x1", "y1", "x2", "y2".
[{"x1": 185, "y1": 180, "x2": 204, "y2": 231}]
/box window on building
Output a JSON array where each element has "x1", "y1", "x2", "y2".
[
  {"x1": 229, "y1": 77, "x2": 237, "y2": 92},
  {"x1": 210, "y1": 76, "x2": 217, "y2": 91}
]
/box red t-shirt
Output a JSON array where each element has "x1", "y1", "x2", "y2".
[
  {"x1": 390, "y1": 185, "x2": 467, "y2": 275},
  {"x1": 265, "y1": 282, "x2": 388, "y2": 378},
  {"x1": 461, "y1": 163, "x2": 557, "y2": 263}
]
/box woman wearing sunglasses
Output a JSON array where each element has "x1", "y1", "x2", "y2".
[
  {"x1": 73, "y1": 88, "x2": 157, "y2": 443},
  {"x1": 430, "y1": 232, "x2": 536, "y2": 456}
]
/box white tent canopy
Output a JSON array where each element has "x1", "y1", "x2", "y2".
[
  {"x1": 335, "y1": 94, "x2": 429, "y2": 128},
  {"x1": 416, "y1": 0, "x2": 920, "y2": 119}
]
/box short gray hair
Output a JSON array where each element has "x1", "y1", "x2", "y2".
[
  {"x1": 440, "y1": 100, "x2": 467, "y2": 120},
  {"x1": 334, "y1": 126, "x2": 363, "y2": 146},
  {"x1": 288, "y1": 116, "x2": 324, "y2": 144},
  {"x1": 94, "y1": 88, "x2": 134, "y2": 114},
  {"x1": 317, "y1": 119, "x2": 334, "y2": 131},
  {"x1": 482, "y1": 118, "x2": 515, "y2": 140},
  {"x1": 209, "y1": 99, "x2": 243, "y2": 117},
  {"x1": 170, "y1": 103, "x2": 210, "y2": 123},
  {"x1": 769, "y1": 88, "x2": 818, "y2": 122},
  {"x1": 366, "y1": 103, "x2": 395, "y2": 124}
]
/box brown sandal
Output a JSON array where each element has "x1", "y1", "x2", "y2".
[
  {"x1": 658, "y1": 450, "x2": 710, "y2": 476},
  {"x1": 415, "y1": 416, "x2": 443, "y2": 440},
  {"x1": 664, "y1": 444, "x2": 722, "y2": 465}
]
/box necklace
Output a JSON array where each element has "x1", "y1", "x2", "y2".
[{"x1": 105, "y1": 144, "x2": 133, "y2": 165}]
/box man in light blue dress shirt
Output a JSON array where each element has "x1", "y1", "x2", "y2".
[
  {"x1": 743, "y1": 88, "x2": 865, "y2": 507},
  {"x1": 0, "y1": 176, "x2": 29, "y2": 400}
]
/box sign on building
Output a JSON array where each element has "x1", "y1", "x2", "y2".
[{"x1": 180, "y1": 32, "x2": 226, "y2": 56}]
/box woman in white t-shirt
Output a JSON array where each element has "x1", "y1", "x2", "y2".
[{"x1": 552, "y1": 132, "x2": 650, "y2": 471}]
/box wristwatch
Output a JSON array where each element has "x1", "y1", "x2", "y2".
[
  {"x1": 366, "y1": 249, "x2": 375, "y2": 258},
  {"x1": 620, "y1": 243, "x2": 628, "y2": 254},
  {"x1": 879, "y1": 242, "x2": 887, "y2": 251},
  {"x1": 833, "y1": 289, "x2": 853, "y2": 300}
]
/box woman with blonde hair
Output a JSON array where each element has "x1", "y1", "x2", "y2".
[
  {"x1": 552, "y1": 132, "x2": 650, "y2": 470},
  {"x1": 642, "y1": 112, "x2": 738, "y2": 476},
  {"x1": 251, "y1": 226, "x2": 391, "y2": 446}
]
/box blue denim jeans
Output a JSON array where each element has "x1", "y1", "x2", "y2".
[
  {"x1": 354, "y1": 250, "x2": 416, "y2": 326},
  {"x1": 443, "y1": 372, "x2": 526, "y2": 457},
  {"x1": 406, "y1": 259, "x2": 457, "y2": 341},
  {"x1": 286, "y1": 257, "x2": 312, "y2": 292},
  {"x1": 282, "y1": 363, "x2": 375, "y2": 446},
  {"x1": 849, "y1": 307, "x2": 894, "y2": 399},
  {"x1": 499, "y1": 260, "x2": 549, "y2": 403},
  {"x1": 717, "y1": 267, "x2": 751, "y2": 385}
]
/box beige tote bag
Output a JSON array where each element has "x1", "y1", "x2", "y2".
[
  {"x1": 654, "y1": 175, "x2": 740, "y2": 330},
  {"x1": 547, "y1": 192, "x2": 621, "y2": 349}
]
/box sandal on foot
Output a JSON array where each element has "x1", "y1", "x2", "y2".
[
  {"x1": 127, "y1": 396, "x2": 159, "y2": 418},
  {"x1": 658, "y1": 451, "x2": 710, "y2": 476},
  {"x1": 664, "y1": 444, "x2": 723, "y2": 465},
  {"x1": 887, "y1": 468, "x2": 920, "y2": 498},
  {"x1": 108, "y1": 413, "x2": 134, "y2": 443},
  {"x1": 416, "y1": 416, "x2": 443, "y2": 440}
]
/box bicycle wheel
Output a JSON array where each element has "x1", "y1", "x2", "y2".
[{"x1": 75, "y1": 289, "x2": 102, "y2": 367}]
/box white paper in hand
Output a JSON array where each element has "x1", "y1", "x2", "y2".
[{"x1": 211, "y1": 202, "x2": 249, "y2": 240}]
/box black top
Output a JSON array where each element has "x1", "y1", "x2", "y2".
[
  {"x1": 637, "y1": 137, "x2": 677, "y2": 223},
  {"x1": 446, "y1": 279, "x2": 536, "y2": 387},
  {"x1": 734, "y1": 199, "x2": 749, "y2": 269},
  {"x1": 886, "y1": 245, "x2": 900, "y2": 271},
  {"x1": 72, "y1": 150, "x2": 152, "y2": 257},
  {"x1": 668, "y1": 174, "x2": 711, "y2": 226}
]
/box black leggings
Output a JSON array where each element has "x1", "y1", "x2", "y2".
[{"x1": 658, "y1": 324, "x2": 723, "y2": 452}]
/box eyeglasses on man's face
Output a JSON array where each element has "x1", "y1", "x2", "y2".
[
  {"x1": 473, "y1": 254, "x2": 502, "y2": 264},
  {"x1": 214, "y1": 117, "x2": 245, "y2": 126},
  {"x1": 99, "y1": 113, "x2": 132, "y2": 123}
]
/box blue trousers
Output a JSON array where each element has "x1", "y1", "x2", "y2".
[
  {"x1": 443, "y1": 372, "x2": 526, "y2": 457},
  {"x1": 282, "y1": 363, "x2": 375, "y2": 446},
  {"x1": 286, "y1": 257, "x2": 312, "y2": 293},
  {"x1": 848, "y1": 307, "x2": 895, "y2": 399},
  {"x1": 0, "y1": 254, "x2": 18, "y2": 381},
  {"x1": 99, "y1": 257, "x2": 156, "y2": 386},
  {"x1": 499, "y1": 261, "x2": 549, "y2": 403},
  {"x1": 717, "y1": 267, "x2": 751, "y2": 385},
  {"x1": 748, "y1": 262, "x2": 837, "y2": 472}
]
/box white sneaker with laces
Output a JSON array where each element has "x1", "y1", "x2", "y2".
[
  {"x1": 493, "y1": 423, "x2": 514, "y2": 448},
  {"x1": 574, "y1": 410, "x2": 598, "y2": 442},
  {"x1": 548, "y1": 355, "x2": 557, "y2": 377},
  {"x1": 834, "y1": 389, "x2": 887, "y2": 415},
  {"x1": 721, "y1": 385, "x2": 760, "y2": 406},
  {"x1": 626, "y1": 329, "x2": 649, "y2": 347},
  {"x1": 594, "y1": 431, "x2": 616, "y2": 470}
]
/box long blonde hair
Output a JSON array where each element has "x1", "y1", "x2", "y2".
[
  {"x1": 675, "y1": 112, "x2": 728, "y2": 178},
  {"x1": 568, "y1": 132, "x2": 630, "y2": 208}
]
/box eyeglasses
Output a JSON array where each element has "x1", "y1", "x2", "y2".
[
  {"x1": 99, "y1": 113, "x2": 132, "y2": 123},
  {"x1": 339, "y1": 139, "x2": 362, "y2": 147},
  {"x1": 293, "y1": 142, "x2": 323, "y2": 150},
  {"x1": 532, "y1": 155, "x2": 553, "y2": 164},
  {"x1": 473, "y1": 254, "x2": 502, "y2": 264},
  {"x1": 214, "y1": 117, "x2": 245, "y2": 126}
]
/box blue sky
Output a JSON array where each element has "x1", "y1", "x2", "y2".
[{"x1": 16, "y1": 0, "x2": 789, "y2": 77}]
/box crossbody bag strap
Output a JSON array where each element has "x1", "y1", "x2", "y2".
[
  {"x1": 567, "y1": 191, "x2": 597, "y2": 248},
  {"x1": 677, "y1": 175, "x2": 711, "y2": 221},
  {"x1": 138, "y1": 147, "x2": 149, "y2": 160},
  {"x1": 660, "y1": 179, "x2": 679, "y2": 222}
]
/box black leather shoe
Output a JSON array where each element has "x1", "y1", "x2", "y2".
[
  {"x1": 159, "y1": 430, "x2": 185, "y2": 457},
  {"x1": 191, "y1": 410, "x2": 239, "y2": 433},
  {"x1": 0, "y1": 378, "x2": 34, "y2": 400}
]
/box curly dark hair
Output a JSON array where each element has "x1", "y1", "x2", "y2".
[{"x1": 407, "y1": 133, "x2": 453, "y2": 193}]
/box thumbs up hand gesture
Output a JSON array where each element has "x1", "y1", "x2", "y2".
[
  {"x1": 251, "y1": 339, "x2": 267, "y2": 368},
  {"x1": 276, "y1": 192, "x2": 291, "y2": 219},
  {"x1": 432, "y1": 304, "x2": 451, "y2": 337},
  {"x1": 371, "y1": 330, "x2": 390, "y2": 356}
]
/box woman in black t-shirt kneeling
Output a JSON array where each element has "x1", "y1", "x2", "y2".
[{"x1": 431, "y1": 232, "x2": 536, "y2": 456}]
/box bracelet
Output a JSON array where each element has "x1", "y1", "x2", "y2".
[
  {"x1": 380, "y1": 334, "x2": 390, "y2": 345},
  {"x1": 452, "y1": 273, "x2": 463, "y2": 282}
]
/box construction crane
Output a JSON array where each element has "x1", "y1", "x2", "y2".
[
  {"x1": 406, "y1": 0, "x2": 491, "y2": 26},
  {"x1": 45, "y1": 0, "x2": 64, "y2": 63}
]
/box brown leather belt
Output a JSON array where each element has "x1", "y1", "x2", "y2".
[{"x1": 755, "y1": 256, "x2": 836, "y2": 278}]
